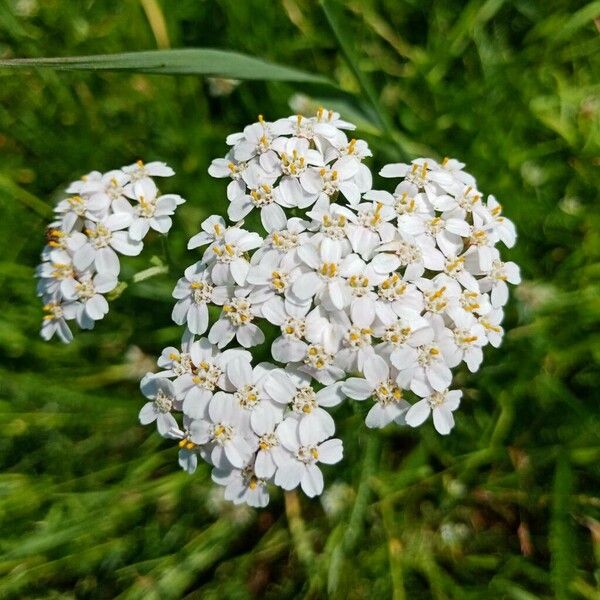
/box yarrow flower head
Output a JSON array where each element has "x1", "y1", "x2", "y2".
[
  {"x1": 128, "y1": 110, "x2": 520, "y2": 508},
  {"x1": 36, "y1": 160, "x2": 185, "y2": 342}
]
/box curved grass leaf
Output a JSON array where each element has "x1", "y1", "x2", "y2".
[
  {"x1": 550, "y1": 456, "x2": 576, "y2": 600},
  {"x1": 0, "y1": 48, "x2": 335, "y2": 85}
]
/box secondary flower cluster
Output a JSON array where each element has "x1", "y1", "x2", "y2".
[
  {"x1": 36, "y1": 161, "x2": 185, "y2": 342},
  {"x1": 139, "y1": 108, "x2": 520, "y2": 508}
]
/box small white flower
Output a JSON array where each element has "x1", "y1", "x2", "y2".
[
  {"x1": 372, "y1": 231, "x2": 445, "y2": 281},
  {"x1": 434, "y1": 157, "x2": 476, "y2": 187},
  {"x1": 439, "y1": 310, "x2": 487, "y2": 372},
  {"x1": 228, "y1": 163, "x2": 289, "y2": 231},
  {"x1": 225, "y1": 358, "x2": 283, "y2": 434},
  {"x1": 138, "y1": 375, "x2": 181, "y2": 436},
  {"x1": 288, "y1": 112, "x2": 342, "y2": 148},
  {"x1": 293, "y1": 238, "x2": 362, "y2": 310},
  {"x1": 190, "y1": 392, "x2": 256, "y2": 469},
  {"x1": 342, "y1": 354, "x2": 409, "y2": 429},
  {"x1": 260, "y1": 296, "x2": 313, "y2": 363},
  {"x1": 328, "y1": 309, "x2": 376, "y2": 373},
  {"x1": 232, "y1": 115, "x2": 292, "y2": 166},
  {"x1": 61, "y1": 271, "x2": 116, "y2": 323},
  {"x1": 300, "y1": 156, "x2": 366, "y2": 206},
  {"x1": 265, "y1": 368, "x2": 343, "y2": 444},
  {"x1": 168, "y1": 421, "x2": 200, "y2": 474},
  {"x1": 40, "y1": 300, "x2": 77, "y2": 343},
  {"x1": 289, "y1": 306, "x2": 345, "y2": 385},
  {"x1": 205, "y1": 226, "x2": 262, "y2": 286},
  {"x1": 65, "y1": 170, "x2": 103, "y2": 195},
  {"x1": 73, "y1": 169, "x2": 132, "y2": 213},
  {"x1": 375, "y1": 273, "x2": 424, "y2": 324},
  {"x1": 208, "y1": 153, "x2": 248, "y2": 202},
  {"x1": 393, "y1": 336, "x2": 453, "y2": 394},
  {"x1": 380, "y1": 158, "x2": 455, "y2": 201},
  {"x1": 251, "y1": 216, "x2": 310, "y2": 270},
  {"x1": 365, "y1": 181, "x2": 433, "y2": 227},
  {"x1": 374, "y1": 312, "x2": 434, "y2": 362},
  {"x1": 114, "y1": 178, "x2": 184, "y2": 240},
  {"x1": 274, "y1": 416, "x2": 343, "y2": 497},
  {"x1": 171, "y1": 262, "x2": 230, "y2": 335},
  {"x1": 175, "y1": 337, "x2": 250, "y2": 419},
  {"x1": 478, "y1": 257, "x2": 521, "y2": 307},
  {"x1": 212, "y1": 462, "x2": 270, "y2": 508},
  {"x1": 36, "y1": 249, "x2": 76, "y2": 299},
  {"x1": 208, "y1": 292, "x2": 265, "y2": 349},
  {"x1": 405, "y1": 388, "x2": 462, "y2": 435},
  {"x1": 272, "y1": 137, "x2": 324, "y2": 208},
  {"x1": 479, "y1": 195, "x2": 517, "y2": 248},
  {"x1": 478, "y1": 308, "x2": 505, "y2": 348},
  {"x1": 253, "y1": 425, "x2": 287, "y2": 479},
  {"x1": 188, "y1": 215, "x2": 227, "y2": 250},
  {"x1": 122, "y1": 159, "x2": 174, "y2": 183},
  {"x1": 418, "y1": 275, "x2": 462, "y2": 319},
  {"x1": 72, "y1": 214, "x2": 140, "y2": 276},
  {"x1": 156, "y1": 332, "x2": 195, "y2": 380},
  {"x1": 463, "y1": 212, "x2": 500, "y2": 272},
  {"x1": 55, "y1": 192, "x2": 110, "y2": 232}
]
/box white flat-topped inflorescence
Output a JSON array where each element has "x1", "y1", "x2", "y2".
[
  {"x1": 136, "y1": 108, "x2": 520, "y2": 508},
  {"x1": 36, "y1": 161, "x2": 185, "y2": 342}
]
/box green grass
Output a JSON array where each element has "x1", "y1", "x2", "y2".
[{"x1": 0, "y1": 0, "x2": 599, "y2": 598}]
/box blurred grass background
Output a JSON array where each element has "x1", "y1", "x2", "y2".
[{"x1": 0, "y1": 0, "x2": 599, "y2": 598}]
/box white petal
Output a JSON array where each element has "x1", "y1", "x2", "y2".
[
  {"x1": 300, "y1": 464, "x2": 324, "y2": 497},
  {"x1": 208, "y1": 319, "x2": 235, "y2": 348},
  {"x1": 317, "y1": 438, "x2": 343, "y2": 464},
  {"x1": 427, "y1": 362, "x2": 452, "y2": 391},
  {"x1": 261, "y1": 203, "x2": 287, "y2": 232},
  {"x1": 315, "y1": 383, "x2": 344, "y2": 407},
  {"x1": 341, "y1": 378, "x2": 372, "y2": 400},
  {"x1": 271, "y1": 337, "x2": 307, "y2": 363},
  {"x1": 264, "y1": 370, "x2": 296, "y2": 404},
  {"x1": 227, "y1": 357, "x2": 253, "y2": 389},
  {"x1": 129, "y1": 218, "x2": 150, "y2": 241},
  {"x1": 230, "y1": 259, "x2": 250, "y2": 286},
  {"x1": 365, "y1": 404, "x2": 390, "y2": 429},
  {"x1": 85, "y1": 294, "x2": 108, "y2": 320},
  {"x1": 138, "y1": 402, "x2": 157, "y2": 424},
  {"x1": 105, "y1": 212, "x2": 132, "y2": 231},
  {"x1": 292, "y1": 271, "x2": 322, "y2": 300},
  {"x1": 274, "y1": 462, "x2": 303, "y2": 490},
  {"x1": 187, "y1": 302, "x2": 209, "y2": 334},
  {"x1": 95, "y1": 247, "x2": 120, "y2": 275},
  {"x1": 110, "y1": 231, "x2": 143, "y2": 256},
  {"x1": 363, "y1": 355, "x2": 388, "y2": 386},
  {"x1": 236, "y1": 323, "x2": 264, "y2": 348},
  {"x1": 432, "y1": 406, "x2": 455, "y2": 435},
  {"x1": 405, "y1": 399, "x2": 431, "y2": 427}
]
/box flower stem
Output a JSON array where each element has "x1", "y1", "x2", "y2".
[
  {"x1": 284, "y1": 490, "x2": 315, "y2": 569},
  {"x1": 343, "y1": 433, "x2": 381, "y2": 552},
  {"x1": 161, "y1": 234, "x2": 173, "y2": 272}
]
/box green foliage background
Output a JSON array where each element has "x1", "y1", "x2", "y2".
[{"x1": 0, "y1": 0, "x2": 599, "y2": 598}]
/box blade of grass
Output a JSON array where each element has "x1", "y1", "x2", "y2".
[
  {"x1": 0, "y1": 48, "x2": 336, "y2": 85},
  {"x1": 320, "y1": 0, "x2": 400, "y2": 152},
  {"x1": 0, "y1": 174, "x2": 53, "y2": 218},
  {"x1": 550, "y1": 456, "x2": 576, "y2": 600}
]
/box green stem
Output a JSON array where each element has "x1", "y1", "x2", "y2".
[
  {"x1": 343, "y1": 433, "x2": 381, "y2": 552},
  {"x1": 320, "y1": 0, "x2": 399, "y2": 149},
  {"x1": 161, "y1": 234, "x2": 174, "y2": 272},
  {"x1": 284, "y1": 490, "x2": 315, "y2": 569}
]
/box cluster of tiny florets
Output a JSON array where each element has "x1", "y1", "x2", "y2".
[
  {"x1": 136, "y1": 108, "x2": 520, "y2": 507},
  {"x1": 36, "y1": 161, "x2": 185, "y2": 342}
]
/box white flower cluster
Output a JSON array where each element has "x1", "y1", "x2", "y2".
[
  {"x1": 36, "y1": 161, "x2": 185, "y2": 342},
  {"x1": 139, "y1": 109, "x2": 520, "y2": 508}
]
